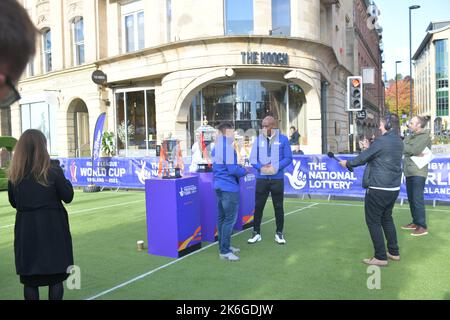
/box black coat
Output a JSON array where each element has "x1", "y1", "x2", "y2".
[
  {"x1": 348, "y1": 130, "x2": 404, "y2": 189},
  {"x1": 8, "y1": 165, "x2": 74, "y2": 276}
]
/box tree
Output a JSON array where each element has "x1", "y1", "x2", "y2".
[{"x1": 385, "y1": 76, "x2": 414, "y2": 120}]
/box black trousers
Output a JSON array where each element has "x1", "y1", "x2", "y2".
[
  {"x1": 406, "y1": 176, "x2": 427, "y2": 229},
  {"x1": 364, "y1": 188, "x2": 400, "y2": 260},
  {"x1": 253, "y1": 179, "x2": 285, "y2": 234}
]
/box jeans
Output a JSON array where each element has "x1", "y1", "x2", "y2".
[
  {"x1": 365, "y1": 188, "x2": 400, "y2": 260},
  {"x1": 253, "y1": 179, "x2": 285, "y2": 234},
  {"x1": 406, "y1": 176, "x2": 427, "y2": 229},
  {"x1": 215, "y1": 190, "x2": 240, "y2": 254}
]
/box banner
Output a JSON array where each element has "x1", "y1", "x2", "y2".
[
  {"x1": 91, "y1": 112, "x2": 107, "y2": 168},
  {"x1": 58, "y1": 155, "x2": 450, "y2": 202}
]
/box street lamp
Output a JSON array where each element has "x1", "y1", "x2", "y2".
[
  {"x1": 395, "y1": 60, "x2": 402, "y2": 116},
  {"x1": 409, "y1": 5, "x2": 420, "y2": 118}
]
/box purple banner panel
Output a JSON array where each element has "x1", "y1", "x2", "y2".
[
  {"x1": 145, "y1": 175, "x2": 201, "y2": 258},
  {"x1": 235, "y1": 172, "x2": 256, "y2": 231},
  {"x1": 195, "y1": 172, "x2": 218, "y2": 243}
]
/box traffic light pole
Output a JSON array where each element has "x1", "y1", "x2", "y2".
[{"x1": 349, "y1": 111, "x2": 354, "y2": 153}]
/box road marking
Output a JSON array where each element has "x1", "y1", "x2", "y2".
[{"x1": 86, "y1": 202, "x2": 319, "y2": 300}]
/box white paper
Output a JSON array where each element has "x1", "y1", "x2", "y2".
[{"x1": 411, "y1": 147, "x2": 434, "y2": 169}]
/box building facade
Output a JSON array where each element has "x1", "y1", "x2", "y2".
[
  {"x1": 413, "y1": 21, "x2": 450, "y2": 134},
  {"x1": 3, "y1": 0, "x2": 384, "y2": 159},
  {"x1": 352, "y1": 0, "x2": 383, "y2": 145}
]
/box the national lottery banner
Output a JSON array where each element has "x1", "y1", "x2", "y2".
[{"x1": 58, "y1": 155, "x2": 450, "y2": 201}]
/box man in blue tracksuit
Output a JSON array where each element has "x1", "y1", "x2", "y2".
[
  {"x1": 212, "y1": 122, "x2": 248, "y2": 261},
  {"x1": 248, "y1": 116, "x2": 293, "y2": 245}
]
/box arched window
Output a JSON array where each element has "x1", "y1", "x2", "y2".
[{"x1": 72, "y1": 17, "x2": 85, "y2": 65}]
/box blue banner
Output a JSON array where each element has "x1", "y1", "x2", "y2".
[
  {"x1": 92, "y1": 112, "x2": 106, "y2": 168},
  {"x1": 58, "y1": 155, "x2": 450, "y2": 202}
]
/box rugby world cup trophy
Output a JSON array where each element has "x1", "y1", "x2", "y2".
[
  {"x1": 158, "y1": 135, "x2": 184, "y2": 179},
  {"x1": 195, "y1": 122, "x2": 216, "y2": 172}
]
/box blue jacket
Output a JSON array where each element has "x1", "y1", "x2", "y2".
[
  {"x1": 212, "y1": 136, "x2": 247, "y2": 192},
  {"x1": 250, "y1": 132, "x2": 293, "y2": 180}
]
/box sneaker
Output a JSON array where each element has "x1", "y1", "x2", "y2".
[
  {"x1": 275, "y1": 232, "x2": 286, "y2": 244},
  {"x1": 229, "y1": 246, "x2": 240, "y2": 254},
  {"x1": 219, "y1": 252, "x2": 240, "y2": 261},
  {"x1": 362, "y1": 257, "x2": 388, "y2": 266},
  {"x1": 411, "y1": 227, "x2": 428, "y2": 237},
  {"x1": 401, "y1": 223, "x2": 417, "y2": 230},
  {"x1": 248, "y1": 232, "x2": 262, "y2": 244},
  {"x1": 387, "y1": 252, "x2": 401, "y2": 261}
]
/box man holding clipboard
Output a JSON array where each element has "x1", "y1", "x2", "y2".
[{"x1": 402, "y1": 116, "x2": 432, "y2": 236}]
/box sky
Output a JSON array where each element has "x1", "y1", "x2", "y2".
[{"x1": 376, "y1": 0, "x2": 450, "y2": 81}]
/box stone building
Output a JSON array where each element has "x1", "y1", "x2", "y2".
[{"x1": 0, "y1": 0, "x2": 383, "y2": 159}]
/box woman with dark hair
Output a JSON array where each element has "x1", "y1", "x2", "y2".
[
  {"x1": 8, "y1": 129, "x2": 74, "y2": 300},
  {"x1": 402, "y1": 115, "x2": 432, "y2": 236}
]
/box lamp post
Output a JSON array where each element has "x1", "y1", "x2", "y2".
[
  {"x1": 395, "y1": 60, "x2": 402, "y2": 116},
  {"x1": 409, "y1": 5, "x2": 420, "y2": 118}
]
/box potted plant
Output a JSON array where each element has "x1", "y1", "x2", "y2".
[{"x1": 101, "y1": 131, "x2": 116, "y2": 157}]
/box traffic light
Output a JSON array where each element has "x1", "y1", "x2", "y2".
[{"x1": 347, "y1": 76, "x2": 363, "y2": 111}]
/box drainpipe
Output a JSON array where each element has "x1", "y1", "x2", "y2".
[{"x1": 321, "y1": 81, "x2": 329, "y2": 154}]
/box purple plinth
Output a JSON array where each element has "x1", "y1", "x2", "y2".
[
  {"x1": 196, "y1": 172, "x2": 218, "y2": 242},
  {"x1": 145, "y1": 175, "x2": 201, "y2": 258},
  {"x1": 235, "y1": 172, "x2": 256, "y2": 230}
]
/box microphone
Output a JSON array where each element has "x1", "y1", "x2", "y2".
[{"x1": 327, "y1": 152, "x2": 353, "y2": 172}]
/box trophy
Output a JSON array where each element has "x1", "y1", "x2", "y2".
[
  {"x1": 195, "y1": 120, "x2": 216, "y2": 172},
  {"x1": 158, "y1": 135, "x2": 184, "y2": 179}
]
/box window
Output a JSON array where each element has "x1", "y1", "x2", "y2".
[
  {"x1": 435, "y1": 39, "x2": 448, "y2": 80},
  {"x1": 42, "y1": 29, "x2": 52, "y2": 72},
  {"x1": 225, "y1": 0, "x2": 253, "y2": 35},
  {"x1": 21, "y1": 102, "x2": 57, "y2": 154},
  {"x1": 115, "y1": 89, "x2": 157, "y2": 157},
  {"x1": 188, "y1": 80, "x2": 308, "y2": 153},
  {"x1": 435, "y1": 39, "x2": 448, "y2": 117},
  {"x1": 72, "y1": 17, "x2": 85, "y2": 65},
  {"x1": 122, "y1": 1, "x2": 145, "y2": 53},
  {"x1": 27, "y1": 59, "x2": 34, "y2": 77},
  {"x1": 166, "y1": 0, "x2": 172, "y2": 42},
  {"x1": 437, "y1": 91, "x2": 449, "y2": 117},
  {"x1": 271, "y1": 0, "x2": 291, "y2": 36}
]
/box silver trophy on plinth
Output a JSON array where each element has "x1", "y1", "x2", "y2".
[
  {"x1": 158, "y1": 135, "x2": 184, "y2": 179},
  {"x1": 195, "y1": 121, "x2": 216, "y2": 172}
]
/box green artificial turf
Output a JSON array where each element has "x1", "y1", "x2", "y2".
[{"x1": 0, "y1": 190, "x2": 449, "y2": 300}]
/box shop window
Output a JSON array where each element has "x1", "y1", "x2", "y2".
[
  {"x1": 188, "y1": 80, "x2": 307, "y2": 153},
  {"x1": 115, "y1": 89, "x2": 157, "y2": 157},
  {"x1": 21, "y1": 102, "x2": 56, "y2": 155}
]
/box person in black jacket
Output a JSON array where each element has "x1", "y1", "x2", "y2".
[
  {"x1": 339, "y1": 114, "x2": 403, "y2": 266},
  {"x1": 8, "y1": 129, "x2": 74, "y2": 300}
]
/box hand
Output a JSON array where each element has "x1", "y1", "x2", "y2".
[
  {"x1": 339, "y1": 160, "x2": 348, "y2": 169},
  {"x1": 261, "y1": 164, "x2": 275, "y2": 175},
  {"x1": 359, "y1": 139, "x2": 370, "y2": 150}
]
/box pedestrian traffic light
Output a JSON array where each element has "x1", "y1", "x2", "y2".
[{"x1": 347, "y1": 76, "x2": 363, "y2": 111}]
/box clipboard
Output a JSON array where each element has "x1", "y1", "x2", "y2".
[{"x1": 411, "y1": 147, "x2": 434, "y2": 169}]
